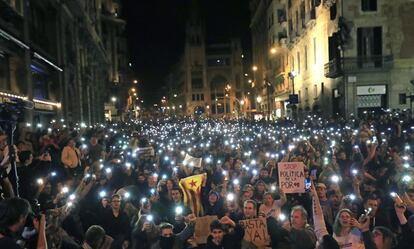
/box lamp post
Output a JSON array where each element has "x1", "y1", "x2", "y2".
[
  {"x1": 224, "y1": 84, "x2": 231, "y2": 115},
  {"x1": 252, "y1": 66, "x2": 258, "y2": 113},
  {"x1": 256, "y1": 96, "x2": 262, "y2": 106},
  {"x1": 288, "y1": 71, "x2": 298, "y2": 120},
  {"x1": 288, "y1": 71, "x2": 297, "y2": 94},
  {"x1": 265, "y1": 81, "x2": 272, "y2": 120}
]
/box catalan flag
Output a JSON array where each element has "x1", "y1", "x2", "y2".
[{"x1": 179, "y1": 173, "x2": 205, "y2": 216}]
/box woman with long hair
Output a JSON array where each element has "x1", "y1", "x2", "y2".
[
  {"x1": 332, "y1": 209, "x2": 365, "y2": 249},
  {"x1": 360, "y1": 204, "x2": 413, "y2": 249}
]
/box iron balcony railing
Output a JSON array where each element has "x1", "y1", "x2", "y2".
[{"x1": 324, "y1": 55, "x2": 393, "y2": 78}]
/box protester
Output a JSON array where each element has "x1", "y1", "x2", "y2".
[
  {"x1": 0, "y1": 112, "x2": 413, "y2": 249},
  {"x1": 205, "y1": 217, "x2": 244, "y2": 249}
]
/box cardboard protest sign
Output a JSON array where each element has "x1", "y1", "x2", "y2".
[
  {"x1": 194, "y1": 215, "x2": 218, "y2": 244},
  {"x1": 183, "y1": 153, "x2": 202, "y2": 168},
  {"x1": 278, "y1": 162, "x2": 305, "y2": 193},
  {"x1": 239, "y1": 218, "x2": 270, "y2": 247}
]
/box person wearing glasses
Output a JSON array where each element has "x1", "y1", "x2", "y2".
[{"x1": 100, "y1": 194, "x2": 131, "y2": 249}]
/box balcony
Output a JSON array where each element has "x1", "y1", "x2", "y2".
[
  {"x1": 278, "y1": 31, "x2": 288, "y2": 46},
  {"x1": 324, "y1": 55, "x2": 394, "y2": 78}
]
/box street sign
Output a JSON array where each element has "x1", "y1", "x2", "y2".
[{"x1": 289, "y1": 94, "x2": 299, "y2": 104}]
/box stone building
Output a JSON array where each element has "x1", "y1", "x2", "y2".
[
  {"x1": 250, "y1": 0, "x2": 414, "y2": 118},
  {"x1": 0, "y1": 0, "x2": 129, "y2": 125},
  {"x1": 166, "y1": 2, "x2": 245, "y2": 117}
]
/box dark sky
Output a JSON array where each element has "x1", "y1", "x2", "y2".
[{"x1": 122, "y1": 0, "x2": 251, "y2": 105}]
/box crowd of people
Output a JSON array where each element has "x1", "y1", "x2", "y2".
[{"x1": 0, "y1": 111, "x2": 414, "y2": 249}]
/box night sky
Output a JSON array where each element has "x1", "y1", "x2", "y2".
[{"x1": 122, "y1": 0, "x2": 251, "y2": 105}]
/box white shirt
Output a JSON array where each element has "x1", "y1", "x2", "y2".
[{"x1": 333, "y1": 228, "x2": 365, "y2": 249}]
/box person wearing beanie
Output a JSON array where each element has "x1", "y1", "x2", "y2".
[{"x1": 204, "y1": 191, "x2": 225, "y2": 217}]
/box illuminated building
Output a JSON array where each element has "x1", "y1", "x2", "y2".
[
  {"x1": 250, "y1": 0, "x2": 414, "y2": 118},
  {"x1": 0, "y1": 0, "x2": 129, "y2": 124}
]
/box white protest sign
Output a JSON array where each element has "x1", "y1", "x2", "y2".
[
  {"x1": 278, "y1": 162, "x2": 305, "y2": 193},
  {"x1": 136, "y1": 146, "x2": 155, "y2": 158},
  {"x1": 183, "y1": 153, "x2": 202, "y2": 168}
]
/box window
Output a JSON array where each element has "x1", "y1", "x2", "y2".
[
  {"x1": 361, "y1": 0, "x2": 377, "y2": 12},
  {"x1": 357, "y1": 27, "x2": 382, "y2": 57},
  {"x1": 297, "y1": 52, "x2": 301, "y2": 74},
  {"x1": 304, "y1": 46, "x2": 308, "y2": 70},
  {"x1": 295, "y1": 10, "x2": 299, "y2": 33},
  {"x1": 192, "y1": 78, "x2": 203, "y2": 89},
  {"x1": 278, "y1": 9, "x2": 287, "y2": 23},
  {"x1": 314, "y1": 84, "x2": 318, "y2": 98},
  {"x1": 399, "y1": 94, "x2": 407, "y2": 105},
  {"x1": 192, "y1": 94, "x2": 196, "y2": 101},
  {"x1": 200, "y1": 94, "x2": 204, "y2": 101}
]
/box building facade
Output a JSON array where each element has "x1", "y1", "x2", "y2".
[
  {"x1": 0, "y1": 0, "x2": 128, "y2": 125},
  {"x1": 166, "y1": 5, "x2": 246, "y2": 118},
  {"x1": 250, "y1": 0, "x2": 414, "y2": 119}
]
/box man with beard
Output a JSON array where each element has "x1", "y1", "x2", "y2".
[
  {"x1": 150, "y1": 214, "x2": 196, "y2": 249},
  {"x1": 0, "y1": 197, "x2": 46, "y2": 249},
  {"x1": 205, "y1": 216, "x2": 244, "y2": 249}
]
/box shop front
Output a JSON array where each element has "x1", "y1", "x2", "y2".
[{"x1": 356, "y1": 85, "x2": 387, "y2": 115}]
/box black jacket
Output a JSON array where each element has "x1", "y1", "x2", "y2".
[{"x1": 204, "y1": 224, "x2": 245, "y2": 249}]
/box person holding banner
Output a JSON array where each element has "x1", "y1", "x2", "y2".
[
  {"x1": 259, "y1": 190, "x2": 286, "y2": 219},
  {"x1": 205, "y1": 216, "x2": 244, "y2": 249},
  {"x1": 241, "y1": 200, "x2": 292, "y2": 249}
]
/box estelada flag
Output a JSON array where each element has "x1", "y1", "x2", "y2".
[{"x1": 179, "y1": 173, "x2": 205, "y2": 216}]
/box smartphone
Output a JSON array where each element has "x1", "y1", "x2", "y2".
[
  {"x1": 311, "y1": 169, "x2": 317, "y2": 178},
  {"x1": 305, "y1": 178, "x2": 311, "y2": 192}
]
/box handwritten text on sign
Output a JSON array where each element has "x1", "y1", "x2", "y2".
[
  {"x1": 278, "y1": 162, "x2": 305, "y2": 193},
  {"x1": 239, "y1": 218, "x2": 270, "y2": 247}
]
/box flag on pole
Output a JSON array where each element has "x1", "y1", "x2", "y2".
[
  {"x1": 179, "y1": 173, "x2": 205, "y2": 216},
  {"x1": 183, "y1": 153, "x2": 202, "y2": 168}
]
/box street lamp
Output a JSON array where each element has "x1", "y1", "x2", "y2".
[
  {"x1": 131, "y1": 88, "x2": 136, "y2": 92},
  {"x1": 111, "y1": 97, "x2": 117, "y2": 103},
  {"x1": 256, "y1": 96, "x2": 262, "y2": 103},
  {"x1": 270, "y1": 48, "x2": 277, "y2": 54},
  {"x1": 252, "y1": 66, "x2": 258, "y2": 71},
  {"x1": 133, "y1": 80, "x2": 138, "y2": 84},
  {"x1": 288, "y1": 71, "x2": 298, "y2": 94},
  {"x1": 288, "y1": 71, "x2": 298, "y2": 120}
]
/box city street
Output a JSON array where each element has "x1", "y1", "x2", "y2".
[{"x1": 1, "y1": 1, "x2": 414, "y2": 249}]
